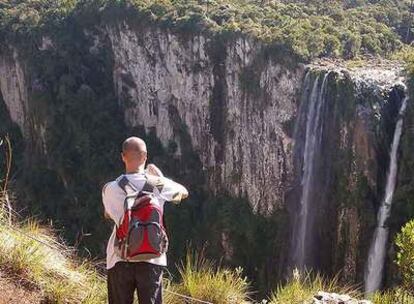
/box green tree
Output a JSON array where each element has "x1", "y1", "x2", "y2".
[
  {"x1": 342, "y1": 31, "x2": 362, "y2": 58},
  {"x1": 395, "y1": 219, "x2": 414, "y2": 291}
]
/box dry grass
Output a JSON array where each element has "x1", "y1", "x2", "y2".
[
  {"x1": 0, "y1": 214, "x2": 107, "y2": 303},
  {"x1": 166, "y1": 251, "x2": 252, "y2": 304}
]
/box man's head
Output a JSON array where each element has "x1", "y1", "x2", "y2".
[{"x1": 121, "y1": 137, "x2": 147, "y2": 171}]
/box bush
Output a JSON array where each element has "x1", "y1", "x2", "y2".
[
  {"x1": 395, "y1": 219, "x2": 414, "y2": 292},
  {"x1": 371, "y1": 288, "x2": 414, "y2": 304}
]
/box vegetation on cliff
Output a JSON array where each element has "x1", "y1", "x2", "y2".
[
  {"x1": 395, "y1": 219, "x2": 414, "y2": 292},
  {"x1": 0, "y1": 0, "x2": 413, "y2": 60}
]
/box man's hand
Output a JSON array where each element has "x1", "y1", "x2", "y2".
[{"x1": 146, "y1": 164, "x2": 164, "y2": 177}]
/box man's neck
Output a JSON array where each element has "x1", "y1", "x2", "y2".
[{"x1": 125, "y1": 166, "x2": 145, "y2": 174}]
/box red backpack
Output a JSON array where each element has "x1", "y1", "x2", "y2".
[{"x1": 114, "y1": 175, "x2": 168, "y2": 261}]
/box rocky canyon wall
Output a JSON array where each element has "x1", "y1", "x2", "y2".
[{"x1": 107, "y1": 22, "x2": 304, "y2": 214}]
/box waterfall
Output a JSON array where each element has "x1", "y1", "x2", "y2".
[
  {"x1": 364, "y1": 94, "x2": 409, "y2": 294},
  {"x1": 291, "y1": 71, "x2": 329, "y2": 269}
]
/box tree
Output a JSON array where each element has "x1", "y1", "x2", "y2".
[{"x1": 395, "y1": 219, "x2": 414, "y2": 292}]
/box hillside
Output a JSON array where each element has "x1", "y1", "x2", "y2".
[{"x1": 0, "y1": 0, "x2": 413, "y2": 60}]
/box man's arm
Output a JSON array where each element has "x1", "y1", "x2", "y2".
[
  {"x1": 146, "y1": 163, "x2": 164, "y2": 177},
  {"x1": 146, "y1": 164, "x2": 189, "y2": 203},
  {"x1": 102, "y1": 183, "x2": 110, "y2": 219},
  {"x1": 102, "y1": 182, "x2": 124, "y2": 223}
]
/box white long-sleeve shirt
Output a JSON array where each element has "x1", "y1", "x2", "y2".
[{"x1": 102, "y1": 172, "x2": 188, "y2": 269}]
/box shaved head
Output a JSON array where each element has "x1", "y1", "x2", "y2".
[
  {"x1": 122, "y1": 137, "x2": 147, "y2": 154},
  {"x1": 121, "y1": 137, "x2": 147, "y2": 170}
]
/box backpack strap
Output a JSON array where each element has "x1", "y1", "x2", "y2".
[
  {"x1": 118, "y1": 175, "x2": 137, "y2": 194},
  {"x1": 141, "y1": 175, "x2": 155, "y2": 194},
  {"x1": 117, "y1": 174, "x2": 155, "y2": 196}
]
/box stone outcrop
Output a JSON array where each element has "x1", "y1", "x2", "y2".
[
  {"x1": 108, "y1": 22, "x2": 304, "y2": 213},
  {"x1": 311, "y1": 292, "x2": 372, "y2": 304},
  {"x1": 0, "y1": 48, "x2": 28, "y2": 136}
]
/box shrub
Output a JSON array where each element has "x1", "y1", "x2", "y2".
[
  {"x1": 395, "y1": 219, "x2": 414, "y2": 292},
  {"x1": 371, "y1": 288, "x2": 414, "y2": 304}
]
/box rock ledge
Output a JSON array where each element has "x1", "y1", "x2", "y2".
[{"x1": 311, "y1": 291, "x2": 372, "y2": 304}]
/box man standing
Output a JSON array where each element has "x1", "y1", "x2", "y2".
[{"x1": 102, "y1": 137, "x2": 189, "y2": 304}]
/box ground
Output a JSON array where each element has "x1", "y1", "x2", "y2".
[{"x1": 0, "y1": 271, "x2": 42, "y2": 304}]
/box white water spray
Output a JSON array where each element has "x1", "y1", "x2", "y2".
[
  {"x1": 365, "y1": 95, "x2": 409, "y2": 294},
  {"x1": 292, "y1": 73, "x2": 329, "y2": 268}
]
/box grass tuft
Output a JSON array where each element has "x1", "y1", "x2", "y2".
[{"x1": 167, "y1": 250, "x2": 251, "y2": 304}]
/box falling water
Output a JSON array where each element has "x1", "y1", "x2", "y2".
[
  {"x1": 365, "y1": 95, "x2": 409, "y2": 294},
  {"x1": 292, "y1": 72, "x2": 329, "y2": 269}
]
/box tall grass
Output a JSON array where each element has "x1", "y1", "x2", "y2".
[
  {"x1": 269, "y1": 269, "x2": 360, "y2": 304},
  {"x1": 0, "y1": 208, "x2": 107, "y2": 303},
  {"x1": 167, "y1": 251, "x2": 252, "y2": 304}
]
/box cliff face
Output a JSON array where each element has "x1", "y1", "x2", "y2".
[
  {"x1": 0, "y1": 48, "x2": 28, "y2": 136},
  {"x1": 0, "y1": 19, "x2": 407, "y2": 291},
  {"x1": 107, "y1": 22, "x2": 304, "y2": 213}
]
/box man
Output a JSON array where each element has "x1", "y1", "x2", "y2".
[{"x1": 102, "y1": 136, "x2": 189, "y2": 304}]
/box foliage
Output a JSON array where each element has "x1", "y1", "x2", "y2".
[
  {"x1": 395, "y1": 219, "x2": 414, "y2": 292},
  {"x1": 167, "y1": 250, "x2": 251, "y2": 304},
  {"x1": 371, "y1": 287, "x2": 414, "y2": 304},
  {"x1": 0, "y1": 0, "x2": 412, "y2": 60},
  {"x1": 269, "y1": 269, "x2": 359, "y2": 304}
]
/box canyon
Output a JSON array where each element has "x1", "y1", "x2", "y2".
[{"x1": 0, "y1": 19, "x2": 410, "y2": 293}]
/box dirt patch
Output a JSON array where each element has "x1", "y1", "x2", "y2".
[{"x1": 0, "y1": 271, "x2": 42, "y2": 304}]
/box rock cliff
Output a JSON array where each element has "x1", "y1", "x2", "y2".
[{"x1": 108, "y1": 22, "x2": 304, "y2": 214}]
